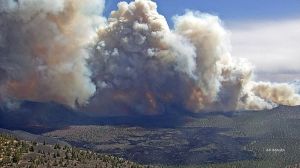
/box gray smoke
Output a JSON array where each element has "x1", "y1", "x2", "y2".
[
  {"x1": 87, "y1": 0, "x2": 300, "y2": 114},
  {"x1": 1, "y1": 0, "x2": 299, "y2": 114},
  {"x1": 0, "y1": 0, "x2": 105, "y2": 107}
]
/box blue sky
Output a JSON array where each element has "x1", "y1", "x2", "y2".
[
  {"x1": 104, "y1": 0, "x2": 300, "y2": 24},
  {"x1": 104, "y1": 0, "x2": 300, "y2": 82}
]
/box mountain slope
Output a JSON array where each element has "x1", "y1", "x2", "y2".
[
  {"x1": 0, "y1": 101, "x2": 94, "y2": 133},
  {"x1": 0, "y1": 133, "x2": 149, "y2": 168}
]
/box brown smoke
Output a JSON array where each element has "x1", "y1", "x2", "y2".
[
  {"x1": 88, "y1": 0, "x2": 300, "y2": 114},
  {"x1": 1, "y1": 0, "x2": 299, "y2": 114},
  {"x1": 0, "y1": 0, "x2": 105, "y2": 108}
]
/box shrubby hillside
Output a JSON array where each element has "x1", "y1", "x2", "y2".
[{"x1": 0, "y1": 134, "x2": 151, "y2": 168}]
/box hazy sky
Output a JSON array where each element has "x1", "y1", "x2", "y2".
[{"x1": 104, "y1": 0, "x2": 300, "y2": 82}]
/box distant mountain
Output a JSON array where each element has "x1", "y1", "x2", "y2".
[
  {"x1": 0, "y1": 101, "x2": 94, "y2": 133},
  {"x1": 2, "y1": 100, "x2": 300, "y2": 167},
  {"x1": 1, "y1": 99, "x2": 300, "y2": 135},
  {"x1": 0, "y1": 101, "x2": 189, "y2": 134},
  {"x1": 43, "y1": 105, "x2": 300, "y2": 167},
  {"x1": 0, "y1": 128, "x2": 69, "y2": 146}
]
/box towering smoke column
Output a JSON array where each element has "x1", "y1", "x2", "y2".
[
  {"x1": 88, "y1": 0, "x2": 300, "y2": 114},
  {"x1": 0, "y1": 0, "x2": 299, "y2": 114},
  {"x1": 0, "y1": 0, "x2": 105, "y2": 107}
]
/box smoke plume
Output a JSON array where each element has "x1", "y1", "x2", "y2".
[
  {"x1": 1, "y1": 0, "x2": 299, "y2": 114},
  {"x1": 0, "y1": 0, "x2": 105, "y2": 107}
]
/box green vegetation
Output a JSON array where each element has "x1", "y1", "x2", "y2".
[{"x1": 0, "y1": 133, "x2": 151, "y2": 168}]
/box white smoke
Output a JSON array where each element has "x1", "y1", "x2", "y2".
[
  {"x1": 88, "y1": 0, "x2": 300, "y2": 114},
  {"x1": 1, "y1": 0, "x2": 299, "y2": 114},
  {"x1": 0, "y1": 0, "x2": 105, "y2": 108}
]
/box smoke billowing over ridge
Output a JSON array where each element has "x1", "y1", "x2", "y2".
[{"x1": 0, "y1": 0, "x2": 299, "y2": 114}]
